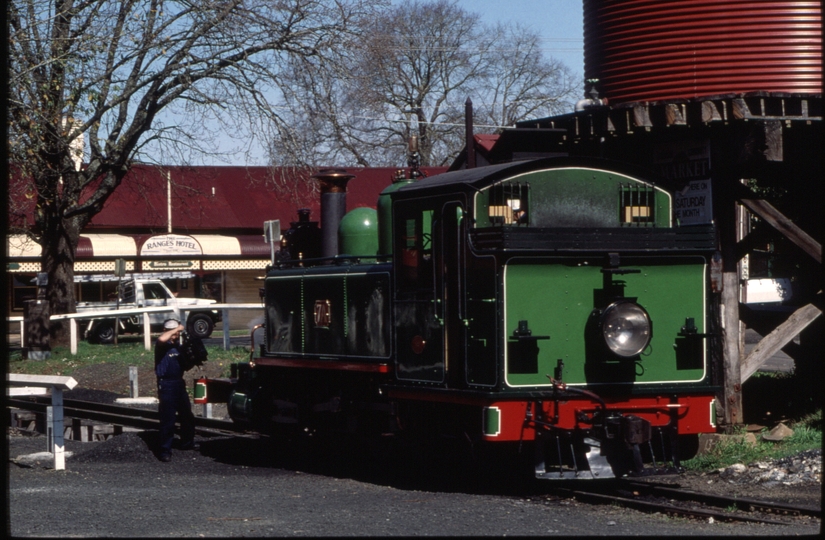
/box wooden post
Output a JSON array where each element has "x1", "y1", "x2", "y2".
[
  {"x1": 721, "y1": 272, "x2": 742, "y2": 428},
  {"x1": 72, "y1": 417, "x2": 82, "y2": 441},
  {"x1": 712, "y1": 143, "x2": 744, "y2": 429}
]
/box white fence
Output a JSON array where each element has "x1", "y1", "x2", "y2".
[{"x1": 8, "y1": 304, "x2": 264, "y2": 354}]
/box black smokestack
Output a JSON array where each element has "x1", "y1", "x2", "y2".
[
  {"x1": 312, "y1": 169, "x2": 355, "y2": 260},
  {"x1": 465, "y1": 97, "x2": 475, "y2": 169}
]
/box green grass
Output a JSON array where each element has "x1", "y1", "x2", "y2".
[
  {"x1": 682, "y1": 409, "x2": 822, "y2": 471},
  {"x1": 6, "y1": 339, "x2": 249, "y2": 379}
]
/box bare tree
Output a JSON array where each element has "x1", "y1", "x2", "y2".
[
  {"x1": 7, "y1": 0, "x2": 377, "y2": 342},
  {"x1": 270, "y1": 0, "x2": 578, "y2": 168},
  {"x1": 478, "y1": 22, "x2": 578, "y2": 128}
]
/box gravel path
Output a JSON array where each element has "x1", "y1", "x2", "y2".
[{"x1": 7, "y1": 428, "x2": 821, "y2": 537}]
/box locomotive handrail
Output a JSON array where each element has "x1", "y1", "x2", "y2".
[{"x1": 249, "y1": 324, "x2": 265, "y2": 362}]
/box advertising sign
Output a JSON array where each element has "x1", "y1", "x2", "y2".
[
  {"x1": 673, "y1": 179, "x2": 713, "y2": 225},
  {"x1": 145, "y1": 260, "x2": 195, "y2": 269},
  {"x1": 140, "y1": 234, "x2": 202, "y2": 256},
  {"x1": 654, "y1": 140, "x2": 713, "y2": 225}
]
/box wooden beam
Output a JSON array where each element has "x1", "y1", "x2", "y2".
[
  {"x1": 740, "y1": 302, "x2": 823, "y2": 382},
  {"x1": 721, "y1": 272, "x2": 743, "y2": 426},
  {"x1": 739, "y1": 198, "x2": 822, "y2": 264},
  {"x1": 7, "y1": 387, "x2": 51, "y2": 396}
]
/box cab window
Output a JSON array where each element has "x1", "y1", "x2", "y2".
[
  {"x1": 486, "y1": 182, "x2": 530, "y2": 226},
  {"x1": 396, "y1": 204, "x2": 435, "y2": 291}
]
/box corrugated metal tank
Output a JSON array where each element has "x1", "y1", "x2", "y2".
[{"x1": 583, "y1": 0, "x2": 822, "y2": 104}]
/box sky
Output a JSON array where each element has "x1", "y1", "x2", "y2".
[
  {"x1": 454, "y1": 0, "x2": 584, "y2": 77},
  {"x1": 179, "y1": 0, "x2": 585, "y2": 166}
]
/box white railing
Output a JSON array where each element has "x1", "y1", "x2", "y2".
[
  {"x1": 211, "y1": 304, "x2": 266, "y2": 351},
  {"x1": 8, "y1": 303, "x2": 264, "y2": 354},
  {"x1": 7, "y1": 374, "x2": 78, "y2": 470}
]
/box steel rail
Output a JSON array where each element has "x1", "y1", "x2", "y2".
[
  {"x1": 619, "y1": 479, "x2": 821, "y2": 519},
  {"x1": 7, "y1": 396, "x2": 253, "y2": 438},
  {"x1": 556, "y1": 487, "x2": 791, "y2": 525}
]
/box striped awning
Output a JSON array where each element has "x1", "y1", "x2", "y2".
[
  {"x1": 77, "y1": 234, "x2": 138, "y2": 257},
  {"x1": 8, "y1": 234, "x2": 138, "y2": 258},
  {"x1": 8, "y1": 233, "x2": 272, "y2": 259},
  {"x1": 7, "y1": 235, "x2": 42, "y2": 258}
]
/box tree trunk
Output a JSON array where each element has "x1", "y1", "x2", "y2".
[{"x1": 42, "y1": 217, "x2": 81, "y2": 347}]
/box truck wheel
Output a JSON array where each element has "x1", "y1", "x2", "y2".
[
  {"x1": 187, "y1": 313, "x2": 214, "y2": 339},
  {"x1": 90, "y1": 322, "x2": 115, "y2": 345}
]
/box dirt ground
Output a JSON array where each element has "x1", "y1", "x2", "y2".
[
  {"x1": 64, "y1": 354, "x2": 230, "y2": 403},
  {"x1": 16, "y1": 338, "x2": 821, "y2": 518}
]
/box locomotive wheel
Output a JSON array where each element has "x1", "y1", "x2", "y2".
[{"x1": 187, "y1": 313, "x2": 214, "y2": 339}]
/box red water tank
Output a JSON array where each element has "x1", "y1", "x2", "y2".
[{"x1": 583, "y1": 0, "x2": 822, "y2": 104}]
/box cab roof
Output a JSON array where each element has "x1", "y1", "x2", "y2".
[{"x1": 393, "y1": 157, "x2": 668, "y2": 199}]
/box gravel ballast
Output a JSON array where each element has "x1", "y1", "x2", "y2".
[{"x1": 7, "y1": 426, "x2": 821, "y2": 537}]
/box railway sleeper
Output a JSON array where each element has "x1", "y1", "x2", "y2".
[{"x1": 9, "y1": 409, "x2": 138, "y2": 442}]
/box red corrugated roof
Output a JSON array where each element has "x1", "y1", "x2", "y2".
[
  {"x1": 86, "y1": 165, "x2": 446, "y2": 233},
  {"x1": 475, "y1": 134, "x2": 500, "y2": 153}
]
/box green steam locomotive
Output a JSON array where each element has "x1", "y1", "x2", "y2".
[{"x1": 202, "y1": 156, "x2": 720, "y2": 480}]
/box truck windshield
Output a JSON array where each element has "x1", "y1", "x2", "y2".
[{"x1": 143, "y1": 283, "x2": 169, "y2": 300}]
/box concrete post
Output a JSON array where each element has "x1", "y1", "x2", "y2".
[
  {"x1": 46, "y1": 389, "x2": 66, "y2": 470},
  {"x1": 129, "y1": 366, "x2": 138, "y2": 398}
]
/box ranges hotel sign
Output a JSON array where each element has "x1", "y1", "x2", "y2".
[{"x1": 140, "y1": 234, "x2": 202, "y2": 256}]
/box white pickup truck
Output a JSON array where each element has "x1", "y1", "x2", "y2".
[{"x1": 76, "y1": 278, "x2": 222, "y2": 344}]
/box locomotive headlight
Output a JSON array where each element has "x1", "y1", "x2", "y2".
[{"x1": 601, "y1": 301, "x2": 651, "y2": 357}]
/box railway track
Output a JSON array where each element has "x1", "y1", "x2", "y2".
[
  {"x1": 555, "y1": 478, "x2": 821, "y2": 526},
  {"x1": 6, "y1": 396, "x2": 255, "y2": 438},
  {"x1": 8, "y1": 396, "x2": 820, "y2": 527}
]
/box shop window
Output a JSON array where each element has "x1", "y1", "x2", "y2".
[
  {"x1": 11, "y1": 275, "x2": 37, "y2": 311},
  {"x1": 77, "y1": 281, "x2": 118, "y2": 302},
  {"x1": 200, "y1": 273, "x2": 223, "y2": 302},
  {"x1": 79, "y1": 281, "x2": 100, "y2": 302},
  {"x1": 162, "y1": 279, "x2": 180, "y2": 296}
]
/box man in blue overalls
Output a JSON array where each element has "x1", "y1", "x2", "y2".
[{"x1": 155, "y1": 318, "x2": 198, "y2": 462}]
